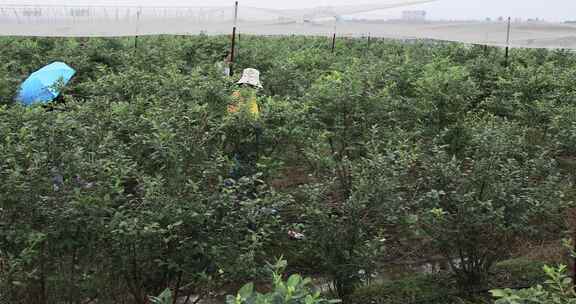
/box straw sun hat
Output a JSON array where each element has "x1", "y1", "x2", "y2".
[{"x1": 237, "y1": 68, "x2": 263, "y2": 88}]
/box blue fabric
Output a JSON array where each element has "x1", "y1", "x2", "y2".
[{"x1": 17, "y1": 62, "x2": 76, "y2": 106}]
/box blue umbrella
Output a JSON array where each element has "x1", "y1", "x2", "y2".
[{"x1": 17, "y1": 62, "x2": 76, "y2": 106}]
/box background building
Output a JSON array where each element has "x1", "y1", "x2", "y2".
[{"x1": 402, "y1": 10, "x2": 426, "y2": 21}]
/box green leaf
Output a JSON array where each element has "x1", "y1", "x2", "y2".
[
  {"x1": 287, "y1": 274, "x2": 301, "y2": 288},
  {"x1": 490, "y1": 289, "x2": 509, "y2": 298},
  {"x1": 239, "y1": 282, "x2": 254, "y2": 300},
  {"x1": 226, "y1": 295, "x2": 237, "y2": 304}
]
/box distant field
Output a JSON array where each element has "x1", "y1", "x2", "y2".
[{"x1": 0, "y1": 18, "x2": 575, "y2": 48}]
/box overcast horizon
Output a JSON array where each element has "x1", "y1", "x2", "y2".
[{"x1": 1, "y1": 0, "x2": 575, "y2": 21}]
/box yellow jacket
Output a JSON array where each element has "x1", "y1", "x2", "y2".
[{"x1": 228, "y1": 89, "x2": 260, "y2": 118}]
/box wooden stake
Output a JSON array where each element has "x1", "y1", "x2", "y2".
[
  {"x1": 331, "y1": 33, "x2": 336, "y2": 53},
  {"x1": 134, "y1": 8, "x2": 141, "y2": 50},
  {"x1": 504, "y1": 17, "x2": 511, "y2": 67},
  {"x1": 230, "y1": 1, "x2": 239, "y2": 75},
  {"x1": 331, "y1": 18, "x2": 337, "y2": 54}
]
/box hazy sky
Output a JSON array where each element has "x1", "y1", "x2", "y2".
[
  {"x1": 5, "y1": 0, "x2": 576, "y2": 21},
  {"x1": 362, "y1": 0, "x2": 576, "y2": 21}
]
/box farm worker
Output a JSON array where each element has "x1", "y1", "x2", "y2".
[
  {"x1": 225, "y1": 68, "x2": 263, "y2": 181},
  {"x1": 216, "y1": 52, "x2": 232, "y2": 77},
  {"x1": 228, "y1": 68, "x2": 262, "y2": 117}
]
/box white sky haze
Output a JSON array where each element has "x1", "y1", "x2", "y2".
[{"x1": 2, "y1": 0, "x2": 575, "y2": 21}]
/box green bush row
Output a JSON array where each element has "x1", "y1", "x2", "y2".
[
  {"x1": 1, "y1": 36, "x2": 575, "y2": 303},
  {"x1": 349, "y1": 258, "x2": 547, "y2": 304}
]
